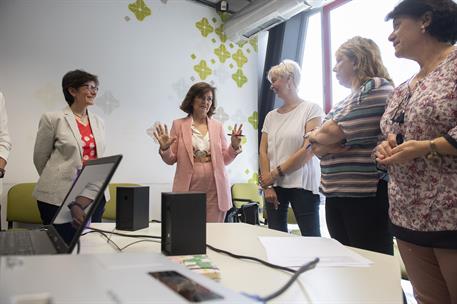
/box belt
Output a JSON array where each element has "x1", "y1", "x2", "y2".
[{"x1": 194, "y1": 156, "x2": 211, "y2": 163}]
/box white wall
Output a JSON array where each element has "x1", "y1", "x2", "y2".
[{"x1": 0, "y1": 0, "x2": 260, "y2": 226}]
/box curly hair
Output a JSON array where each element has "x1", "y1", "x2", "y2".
[
  {"x1": 336, "y1": 36, "x2": 394, "y2": 87},
  {"x1": 62, "y1": 69, "x2": 98, "y2": 106},
  {"x1": 385, "y1": 0, "x2": 457, "y2": 45},
  {"x1": 180, "y1": 82, "x2": 216, "y2": 117}
]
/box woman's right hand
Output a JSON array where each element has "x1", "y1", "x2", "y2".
[
  {"x1": 264, "y1": 188, "x2": 279, "y2": 210},
  {"x1": 153, "y1": 123, "x2": 176, "y2": 151}
]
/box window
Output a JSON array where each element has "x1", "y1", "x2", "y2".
[
  {"x1": 329, "y1": 0, "x2": 418, "y2": 104},
  {"x1": 298, "y1": 12, "x2": 323, "y2": 108}
]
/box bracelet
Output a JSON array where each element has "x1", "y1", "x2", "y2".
[{"x1": 276, "y1": 165, "x2": 285, "y2": 177}]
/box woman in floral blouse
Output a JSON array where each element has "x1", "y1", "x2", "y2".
[{"x1": 376, "y1": 0, "x2": 457, "y2": 303}]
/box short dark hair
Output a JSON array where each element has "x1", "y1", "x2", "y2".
[
  {"x1": 385, "y1": 0, "x2": 457, "y2": 44},
  {"x1": 180, "y1": 82, "x2": 216, "y2": 117},
  {"x1": 62, "y1": 69, "x2": 99, "y2": 106}
]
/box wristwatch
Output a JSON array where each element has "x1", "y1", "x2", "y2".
[{"x1": 0, "y1": 168, "x2": 5, "y2": 178}]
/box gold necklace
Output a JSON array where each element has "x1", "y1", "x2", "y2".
[{"x1": 72, "y1": 112, "x2": 87, "y2": 119}]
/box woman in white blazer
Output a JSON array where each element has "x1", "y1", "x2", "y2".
[{"x1": 33, "y1": 70, "x2": 106, "y2": 225}]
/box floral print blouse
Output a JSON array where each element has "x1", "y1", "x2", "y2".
[{"x1": 380, "y1": 47, "x2": 457, "y2": 233}]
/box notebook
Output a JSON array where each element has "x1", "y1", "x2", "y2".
[{"x1": 0, "y1": 154, "x2": 122, "y2": 256}]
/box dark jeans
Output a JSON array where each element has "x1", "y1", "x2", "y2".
[
  {"x1": 37, "y1": 196, "x2": 106, "y2": 225},
  {"x1": 266, "y1": 187, "x2": 321, "y2": 236},
  {"x1": 325, "y1": 180, "x2": 393, "y2": 255}
]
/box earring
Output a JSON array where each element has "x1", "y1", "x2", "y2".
[{"x1": 421, "y1": 26, "x2": 425, "y2": 33}]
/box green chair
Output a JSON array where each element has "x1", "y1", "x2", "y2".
[
  {"x1": 102, "y1": 183, "x2": 142, "y2": 221},
  {"x1": 7, "y1": 183, "x2": 42, "y2": 229}
]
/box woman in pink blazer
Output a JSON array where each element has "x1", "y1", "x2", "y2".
[{"x1": 154, "y1": 82, "x2": 243, "y2": 222}]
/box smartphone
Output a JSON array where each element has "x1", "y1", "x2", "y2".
[{"x1": 149, "y1": 271, "x2": 223, "y2": 302}]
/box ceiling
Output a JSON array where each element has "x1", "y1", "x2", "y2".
[{"x1": 194, "y1": 0, "x2": 338, "y2": 14}]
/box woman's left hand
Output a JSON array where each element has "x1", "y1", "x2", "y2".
[
  {"x1": 376, "y1": 139, "x2": 429, "y2": 165},
  {"x1": 230, "y1": 123, "x2": 243, "y2": 149},
  {"x1": 260, "y1": 171, "x2": 277, "y2": 187}
]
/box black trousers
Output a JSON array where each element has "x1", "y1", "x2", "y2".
[
  {"x1": 266, "y1": 187, "x2": 321, "y2": 236},
  {"x1": 325, "y1": 180, "x2": 393, "y2": 255}
]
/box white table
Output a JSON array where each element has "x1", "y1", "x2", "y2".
[{"x1": 81, "y1": 223, "x2": 402, "y2": 303}]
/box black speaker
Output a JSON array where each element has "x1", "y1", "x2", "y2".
[
  {"x1": 115, "y1": 186, "x2": 149, "y2": 231},
  {"x1": 161, "y1": 192, "x2": 206, "y2": 256}
]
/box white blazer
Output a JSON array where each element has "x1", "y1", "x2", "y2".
[{"x1": 33, "y1": 106, "x2": 106, "y2": 206}]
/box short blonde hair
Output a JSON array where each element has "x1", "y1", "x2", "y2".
[
  {"x1": 267, "y1": 59, "x2": 301, "y2": 90},
  {"x1": 336, "y1": 36, "x2": 393, "y2": 87}
]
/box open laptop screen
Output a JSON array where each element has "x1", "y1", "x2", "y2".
[{"x1": 51, "y1": 156, "x2": 120, "y2": 250}]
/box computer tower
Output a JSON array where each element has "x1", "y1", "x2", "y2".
[
  {"x1": 115, "y1": 186, "x2": 149, "y2": 231},
  {"x1": 161, "y1": 192, "x2": 206, "y2": 256}
]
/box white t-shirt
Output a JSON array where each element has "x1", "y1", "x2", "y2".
[{"x1": 262, "y1": 101, "x2": 323, "y2": 194}]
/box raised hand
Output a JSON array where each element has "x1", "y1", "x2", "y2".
[
  {"x1": 153, "y1": 123, "x2": 176, "y2": 151},
  {"x1": 230, "y1": 123, "x2": 243, "y2": 149}
]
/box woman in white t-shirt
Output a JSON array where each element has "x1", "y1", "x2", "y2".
[{"x1": 259, "y1": 59, "x2": 323, "y2": 236}]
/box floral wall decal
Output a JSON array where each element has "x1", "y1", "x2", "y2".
[
  {"x1": 128, "y1": 0, "x2": 151, "y2": 21},
  {"x1": 214, "y1": 44, "x2": 230, "y2": 63},
  {"x1": 232, "y1": 69, "x2": 247, "y2": 88},
  {"x1": 195, "y1": 17, "x2": 214, "y2": 37},
  {"x1": 248, "y1": 111, "x2": 258, "y2": 130},
  {"x1": 194, "y1": 60, "x2": 212, "y2": 80}
]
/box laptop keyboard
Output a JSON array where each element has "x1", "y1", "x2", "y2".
[{"x1": 0, "y1": 231, "x2": 35, "y2": 255}]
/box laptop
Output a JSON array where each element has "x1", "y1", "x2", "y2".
[{"x1": 0, "y1": 154, "x2": 122, "y2": 256}]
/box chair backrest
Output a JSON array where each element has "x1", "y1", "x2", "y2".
[
  {"x1": 7, "y1": 183, "x2": 42, "y2": 227},
  {"x1": 231, "y1": 183, "x2": 263, "y2": 208},
  {"x1": 103, "y1": 183, "x2": 142, "y2": 220}
]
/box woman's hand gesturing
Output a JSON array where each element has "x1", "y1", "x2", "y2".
[
  {"x1": 230, "y1": 123, "x2": 243, "y2": 150},
  {"x1": 153, "y1": 124, "x2": 176, "y2": 151}
]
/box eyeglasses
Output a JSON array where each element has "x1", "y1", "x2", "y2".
[{"x1": 81, "y1": 84, "x2": 99, "y2": 92}]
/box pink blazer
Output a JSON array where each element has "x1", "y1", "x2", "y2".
[{"x1": 160, "y1": 117, "x2": 238, "y2": 212}]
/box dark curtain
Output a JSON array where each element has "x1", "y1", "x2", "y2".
[{"x1": 257, "y1": 12, "x2": 309, "y2": 145}]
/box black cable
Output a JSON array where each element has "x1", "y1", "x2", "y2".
[
  {"x1": 206, "y1": 243, "x2": 296, "y2": 274},
  {"x1": 76, "y1": 240, "x2": 80, "y2": 254},
  {"x1": 118, "y1": 239, "x2": 161, "y2": 251},
  {"x1": 87, "y1": 227, "x2": 161, "y2": 240},
  {"x1": 258, "y1": 258, "x2": 319, "y2": 302}
]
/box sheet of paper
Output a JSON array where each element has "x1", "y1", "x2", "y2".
[{"x1": 259, "y1": 236, "x2": 373, "y2": 268}]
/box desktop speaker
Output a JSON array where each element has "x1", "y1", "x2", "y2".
[
  {"x1": 115, "y1": 186, "x2": 149, "y2": 231},
  {"x1": 161, "y1": 192, "x2": 206, "y2": 256}
]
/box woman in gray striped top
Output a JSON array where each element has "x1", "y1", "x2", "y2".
[{"x1": 307, "y1": 37, "x2": 394, "y2": 255}]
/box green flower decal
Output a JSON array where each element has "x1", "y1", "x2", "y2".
[
  {"x1": 214, "y1": 44, "x2": 230, "y2": 63},
  {"x1": 215, "y1": 24, "x2": 227, "y2": 43},
  {"x1": 248, "y1": 111, "x2": 258, "y2": 130},
  {"x1": 191, "y1": 54, "x2": 197, "y2": 60},
  {"x1": 211, "y1": 59, "x2": 216, "y2": 64},
  {"x1": 241, "y1": 136, "x2": 247, "y2": 145},
  {"x1": 244, "y1": 169, "x2": 250, "y2": 175},
  {"x1": 232, "y1": 69, "x2": 247, "y2": 88},
  {"x1": 128, "y1": 0, "x2": 151, "y2": 21},
  {"x1": 232, "y1": 49, "x2": 248, "y2": 68},
  {"x1": 196, "y1": 17, "x2": 214, "y2": 37},
  {"x1": 237, "y1": 40, "x2": 248, "y2": 48},
  {"x1": 249, "y1": 36, "x2": 258, "y2": 52},
  {"x1": 248, "y1": 172, "x2": 259, "y2": 185},
  {"x1": 194, "y1": 60, "x2": 212, "y2": 80},
  {"x1": 212, "y1": 17, "x2": 217, "y2": 23},
  {"x1": 218, "y1": 11, "x2": 231, "y2": 23}
]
